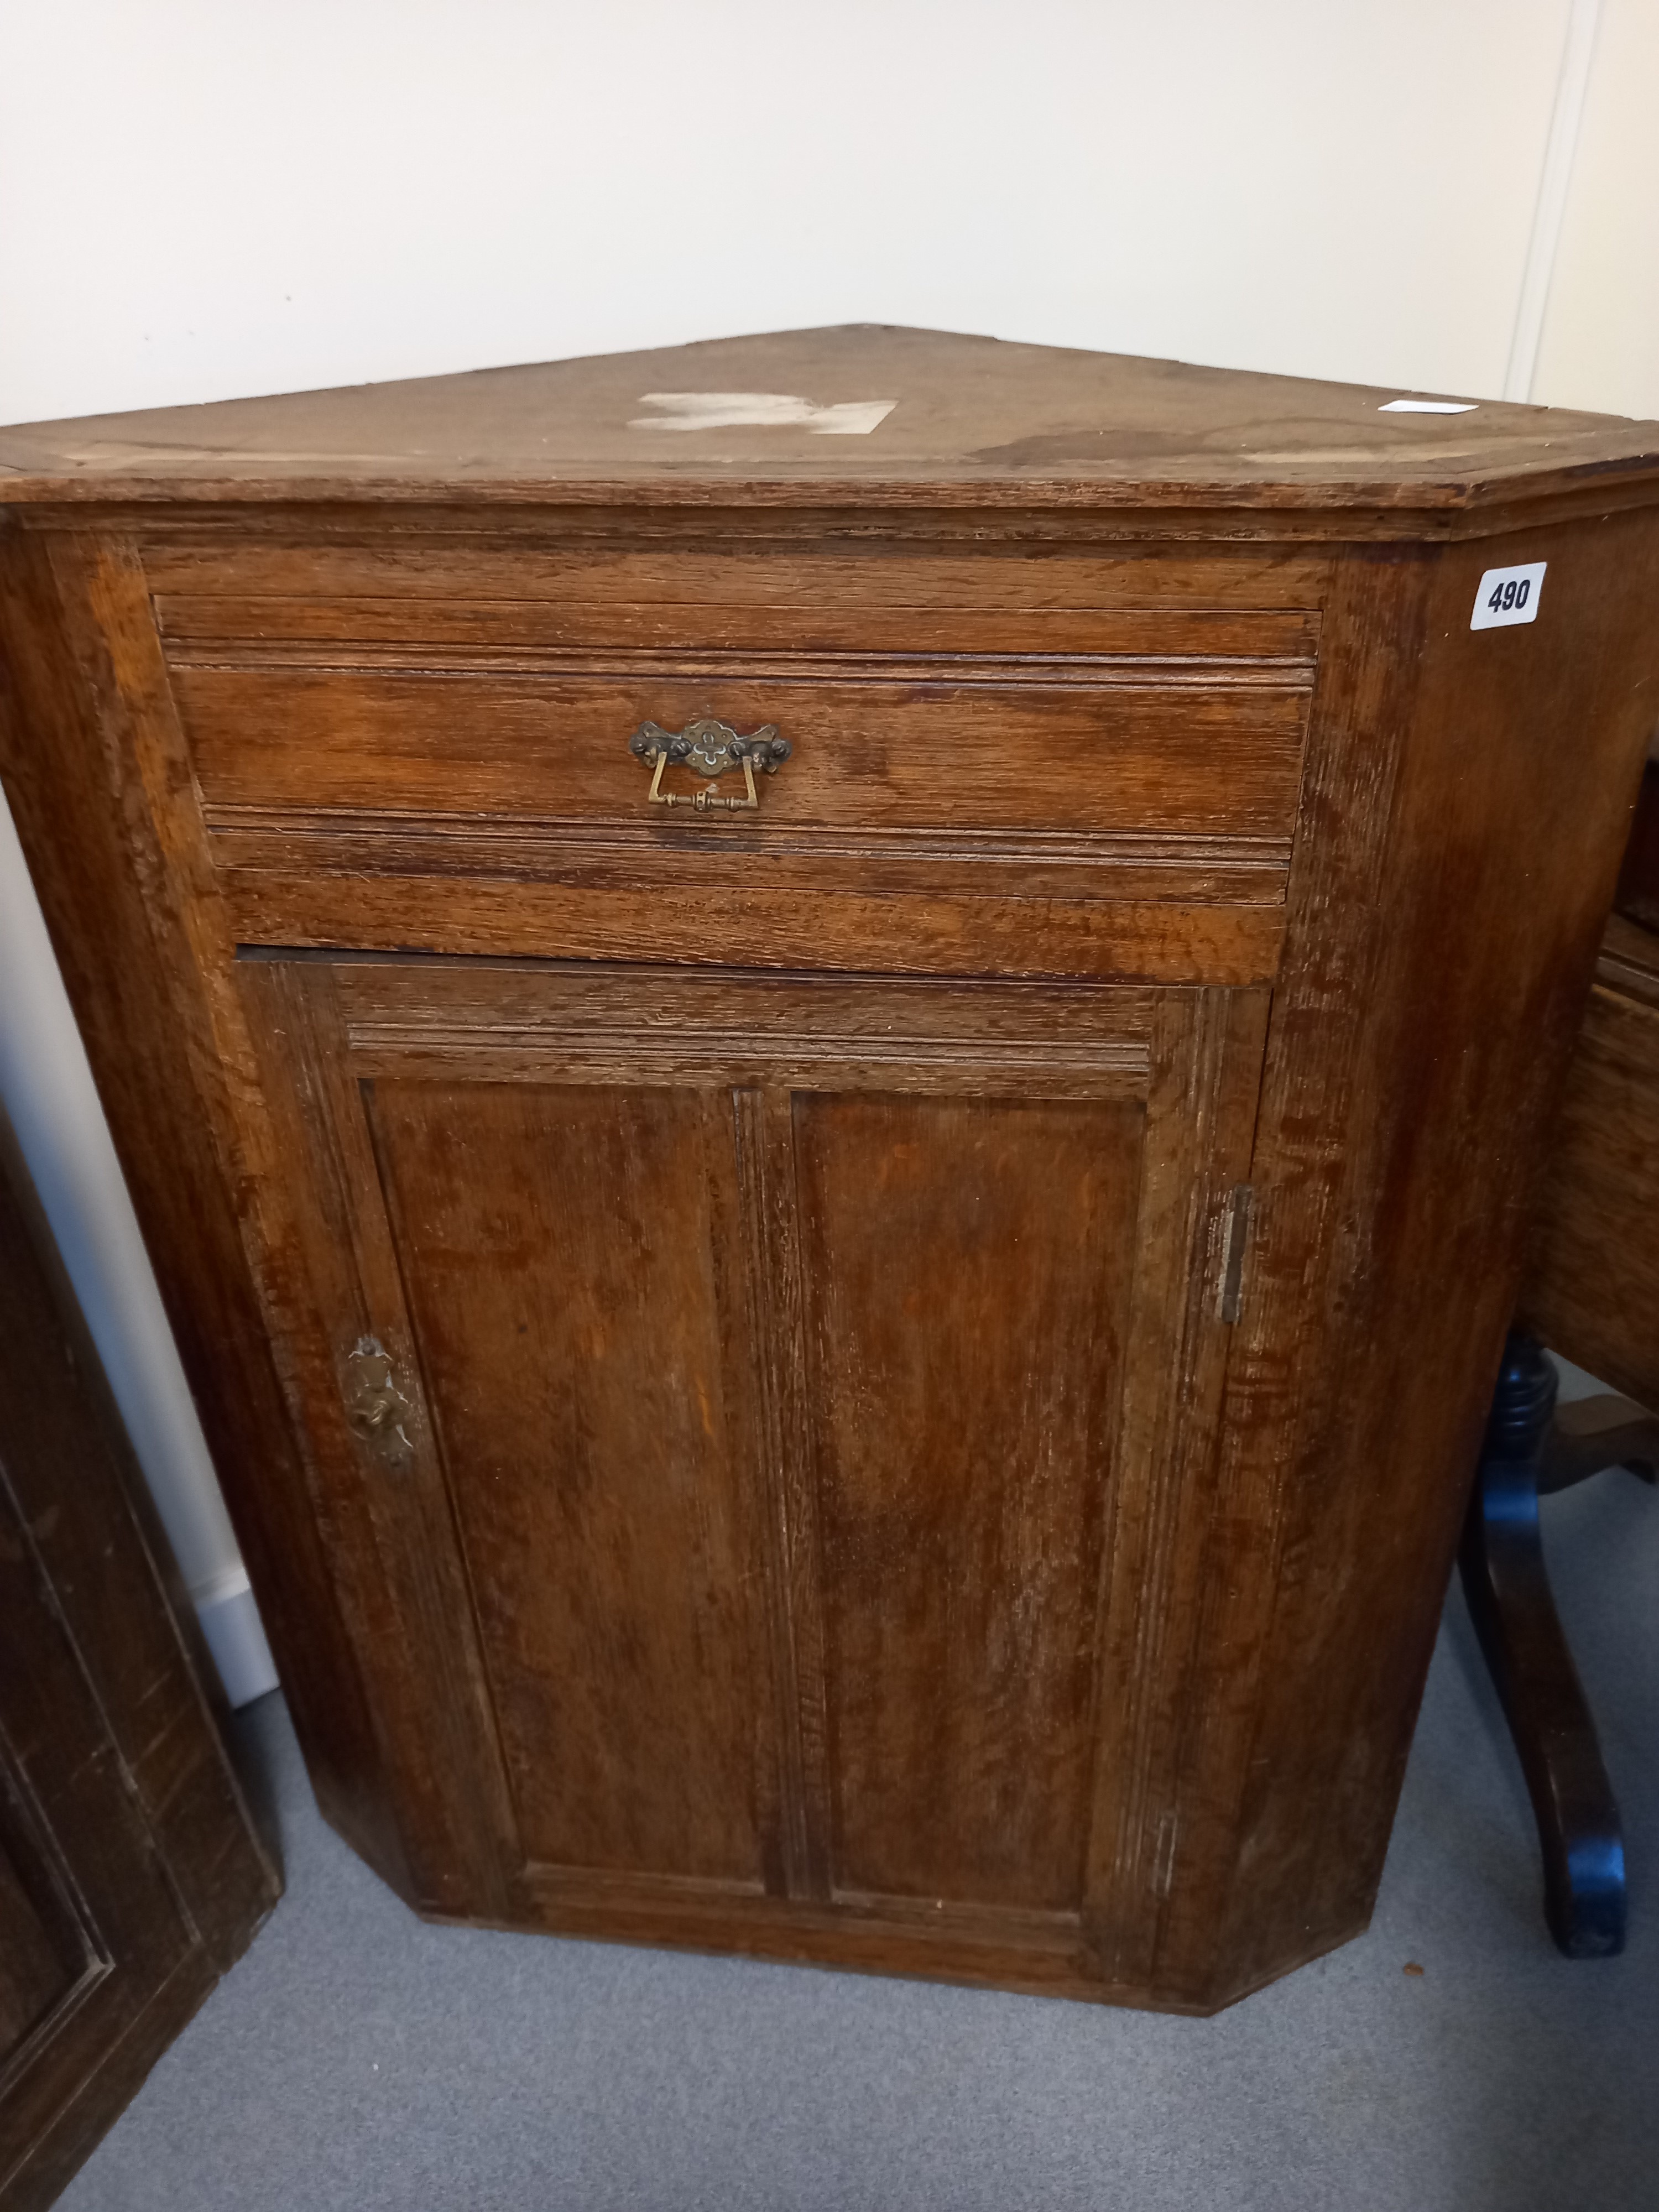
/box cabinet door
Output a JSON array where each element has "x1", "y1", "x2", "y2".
[
  {"x1": 0, "y1": 1514, "x2": 194, "y2": 2209},
  {"x1": 238, "y1": 957, "x2": 1265, "y2": 1993},
  {"x1": 0, "y1": 1116, "x2": 277, "y2": 2211}
]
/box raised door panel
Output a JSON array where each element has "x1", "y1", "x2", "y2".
[
  {"x1": 798, "y1": 1092, "x2": 1140, "y2": 1915},
  {"x1": 0, "y1": 1478, "x2": 195, "y2": 2199},
  {"x1": 366, "y1": 1081, "x2": 773, "y2": 1891},
  {"x1": 0, "y1": 1804, "x2": 87, "y2": 2072},
  {"x1": 234, "y1": 957, "x2": 1265, "y2": 1992}
]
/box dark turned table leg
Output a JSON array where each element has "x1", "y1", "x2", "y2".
[{"x1": 1457, "y1": 1332, "x2": 1657, "y2": 1958}]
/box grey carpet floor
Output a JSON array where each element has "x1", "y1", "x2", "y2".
[{"x1": 62, "y1": 1463, "x2": 1658, "y2": 2211}]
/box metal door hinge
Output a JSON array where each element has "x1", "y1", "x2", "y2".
[{"x1": 1217, "y1": 1184, "x2": 1254, "y2": 1326}]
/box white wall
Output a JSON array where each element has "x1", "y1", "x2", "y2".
[
  {"x1": 0, "y1": 0, "x2": 1620, "y2": 423},
  {"x1": 0, "y1": 0, "x2": 1652, "y2": 1703},
  {"x1": 1532, "y1": 0, "x2": 1659, "y2": 418},
  {"x1": 0, "y1": 804, "x2": 277, "y2": 1703}
]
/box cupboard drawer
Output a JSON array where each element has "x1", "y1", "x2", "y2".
[
  {"x1": 159, "y1": 581, "x2": 1316, "y2": 983},
  {"x1": 175, "y1": 661, "x2": 1310, "y2": 847}
]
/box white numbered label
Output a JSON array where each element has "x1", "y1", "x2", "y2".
[{"x1": 1471, "y1": 561, "x2": 1546, "y2": 630}]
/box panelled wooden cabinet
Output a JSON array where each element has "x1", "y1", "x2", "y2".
[
  {"x1": 0, "y1": 1112, "x2": 278, "y2": 2210},
  {"x1": 3, "y1": 328, "x2": 1657, "y2": 2012}
]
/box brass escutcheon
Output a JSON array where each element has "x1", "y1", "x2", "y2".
[
  {"x1": 344, "y1": 1335, "x2": 414, "y2": 1464},
  {"x1": 629, "y1": 718, "x2": 791, "y2": 813}
]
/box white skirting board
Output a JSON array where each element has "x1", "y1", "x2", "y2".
[{"x1": 194, "y1": 1567, "x2": 280, "y2": 1709}]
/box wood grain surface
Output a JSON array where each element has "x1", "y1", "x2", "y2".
[
  {"x1": 218, "y1": 957, "x2": 1261, "y2": 1994},
  {"x1": 2, "y1": 328, "x2": 1656, "y2": 2013},
  {"x1": 0, "y1": 1114, "x2": 278, "y2": 2212},
  {"x1": 1, "y1": 325, "x2": 1655, "y2": 514},
  {"x1": 1521, "y1": 914, "x2": 1659, "y2": 1408}
]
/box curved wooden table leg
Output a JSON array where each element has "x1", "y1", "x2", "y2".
[{"x1": 1458, "y1": 1333, "x2": 1626, "y2": 1957}]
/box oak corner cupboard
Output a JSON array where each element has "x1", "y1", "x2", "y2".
[{"x1": 2, "y1": 327, "x2": 1656, "y2": 2015}]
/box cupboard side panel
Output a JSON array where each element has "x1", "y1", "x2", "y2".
[
  {"x1": 0, "y1": 526, "x2": 407, "y2": 1897},
  {"x1": 1211, "y1": 512, "x2": 1659, "y2": 2001},
  {"x1": 1146, "y1": 547, "x2": 1431, "y2": 2005}
]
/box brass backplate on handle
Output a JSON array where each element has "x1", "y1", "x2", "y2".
[{"x1": 630, "y1": 718, "x2": 791, "y2": 813}]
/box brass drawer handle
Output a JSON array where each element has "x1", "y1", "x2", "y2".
[{"x1": 630, "y1": 718, "x2": 791, "y2": 813}]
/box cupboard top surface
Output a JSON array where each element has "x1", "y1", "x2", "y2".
[{"x1": 2, "y1": 324, "x2": 1657, "y2": 516}]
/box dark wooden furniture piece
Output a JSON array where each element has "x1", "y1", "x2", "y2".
[
  {"x1": 1464, "y1": 868, "x2": 1659, "y2": 1958},
  {"x1": 0, "y1": 1111, "x2": 279, "y2": 2211},
  {"x1": 2, "y1": 326, "x2": 1657, "y2": 2015},
  {"x1": 1527, "y1": 888, "x2": 1659, "y2": 1408}
]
